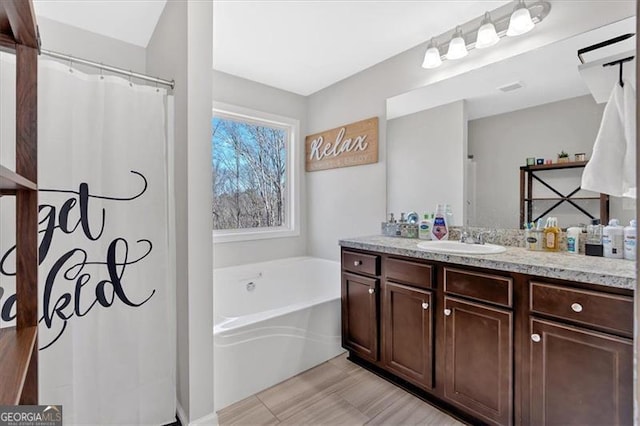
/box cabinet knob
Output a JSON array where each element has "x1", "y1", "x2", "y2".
[
  {"x1": 422, "y1": 302, "x2": 429, "y2": 310},
  {"x1": 368, "y1": 288, "x2": 375, "y2": 295},
  {"x1": 444, "y1": 309, "x2": 451, "y2": 316},
  {"x1": 531, "y1": 333, "x2": 541, "y2": 343},
  {"x1": 354, "y1": 260, "x2": 362, "y2": 266},
  {"x1": 571, "y1": 303, "x2": 583, "y2": 313}
]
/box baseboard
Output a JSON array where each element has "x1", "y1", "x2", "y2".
[
  {"x1": 176, "y1": 402, "x2": 218, "y2": 426},
  {"x1": 191, "y1": 412, "x2": 219, "y2": 425},
  {"x1": 176, "y1": 401, "x2": 188, "y2": 426}
]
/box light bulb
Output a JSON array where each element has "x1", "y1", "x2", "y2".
[
  {"x1": 507, "y1": 1, "x2": 535, "y2": 36},
  {"x1": 422, "y1": 39, "x2": 442, "y2": 69},
  {"x1": 475, "y1": 12, "x2": 499, "y2": 49},
  {"x1": 446, "y1": 27, "x2": 467, "y2": 60}
]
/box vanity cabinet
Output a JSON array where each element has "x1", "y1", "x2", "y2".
[
  {"x1": 528, "y1": 280, "x2": 633, "y2": 426},
  {"x1": 442, "y1": 267, "x2": 513, "y2": 426},
  {"x1": 341, "y1": 250, "x2": 380, "y2": 362},
  {"x1": 339, "y1": 247, "x2": 633, "y2": 426},
  {"x1": 382, "y1": 258, "x2": 434, "y2": 390}
]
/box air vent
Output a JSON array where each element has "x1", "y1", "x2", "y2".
[{"x1": 498, "y1": 81, "x2": 524, "y2": 92}]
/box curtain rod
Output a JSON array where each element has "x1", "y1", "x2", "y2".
[{"x1": 40, "y1": 49, "x2": 175, "y2": 89}]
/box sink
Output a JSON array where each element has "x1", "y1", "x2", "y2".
[{"x1": 416, "y1": 240, "x2": 506, "y2": 255}]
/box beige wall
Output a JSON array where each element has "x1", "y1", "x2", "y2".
[
  {"x1": 147, "y1": 0, "x2": 214, "y2": 422},
  {"x1": 306, "y1": 2, "x2": 635, "y2": 261},
  {"x1": 211, "y1": 70, "x2": 307, "y2": 268},
  {"x1": 387, "y1": 101, "x2": 467, "y2": 225},
  {"x1": 38, "y1": 17, "x2": 146, "y2": 74}
]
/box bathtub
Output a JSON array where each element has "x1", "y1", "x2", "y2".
[{"x1": 213, "y1": 256, "x2": 343, "y2": 411}]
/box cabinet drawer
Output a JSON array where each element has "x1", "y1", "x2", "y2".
[
  {"x1": 444, "y1": 267, "x2": 512, "y2": 308},
  {"x1": 530, "y1": 282, "x2": 633, "y2": 336},
  {"x1": 385, "y1": 257, "x2": 433, "y2": 289},
  {"x1": 343, "y1": 250, "x2": 380, "y2": 276}
]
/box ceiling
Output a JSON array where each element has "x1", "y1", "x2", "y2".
[
  {"x1": 32, "y1": 1, "x2": 518, "y2": 96},
  {"x1": 33, "y1": 0, "x2": 167, "y2": 48},
  {"x1": 35, "y1": 0, "x2": 628, "y2": 102},
  {"x1": 213, "y1": 1, "x2": 509, "y2": 96}
]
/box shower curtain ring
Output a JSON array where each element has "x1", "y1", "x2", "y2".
[
  {"x1": 99, "y1": 64, "x2": 104, "y2": 80},
  {"x1": 68, "y1": 55, "x2": 73, "y2": 73},
  {"x1": 155, "y1": 78, "x2": 159, "y2": 92},
  {"x1": 129, "y1": 70, "x2": 133, "y2": 87}
]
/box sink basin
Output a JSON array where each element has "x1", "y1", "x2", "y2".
[{"x1": 416, "y1": 240, "x2": 506, "y2": 255}]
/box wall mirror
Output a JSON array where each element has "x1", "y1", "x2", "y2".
[{"x1": 386, "y1": 16, "x2": 637, "y2": 230}]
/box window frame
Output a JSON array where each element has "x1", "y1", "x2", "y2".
[{"x1": 211, "y1": 102, "x2": 300, "y2": 243}]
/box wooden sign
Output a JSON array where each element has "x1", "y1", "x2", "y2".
[{"x1": 305, "y1": 117, "x2": 378, "y2": 172}]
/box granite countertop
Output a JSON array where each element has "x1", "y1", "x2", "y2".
[{"x1": 339, "y1": 235, "x2": 636, "y2": 291}]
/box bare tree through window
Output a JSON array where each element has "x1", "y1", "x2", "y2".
[{"x1": 212, "y1": 116, "x2": 287, "y2": 230}]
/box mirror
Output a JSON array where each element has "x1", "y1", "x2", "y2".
[{"x1": 386, "y1": 16, "x2": 637, "y2": 230}]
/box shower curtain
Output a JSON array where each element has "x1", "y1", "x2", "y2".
[{"x1": 0, "y1": 55, "x2": 176, "y2": 425}]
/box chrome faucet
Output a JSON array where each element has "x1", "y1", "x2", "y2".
[
  {"x1": 475, "y1": 231, "x2": 493, "y2": 245},
  {"x1": 460, "y1": 230, "x2": 493, "y2": 245},
  {"x1": 460, "y1": 230, "x2": 476, "y2": 244}
]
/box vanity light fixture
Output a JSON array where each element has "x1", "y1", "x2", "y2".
[
  {"x1": 421, "y1": 0, "x2": 550, "y2": 69},
  {"x1": 507, "y1": 0, "x2": 535, "y2": 37},
  {"x1": 422, "y1": 38, "x2": 442, "y2": 69},
  {"x1": 476, "y1": 12, "x2": 500, "y2": 49},
  {"x1": 446, "y1": 26, "x2": 468, "y2": 60}
]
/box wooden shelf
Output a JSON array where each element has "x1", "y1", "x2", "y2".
[
  {"x1": 0, "y1": 164, "x2": 37, "y2": 192},
  {"x1": 0, "y1": 1, "x2": 39, "y2": 50},
  {"x1": 0, "y1": 0, "x2": 40, "y2": 406},
  {"x1": 0, "y1": 326, "x2": 37, "y2": 405},
  {"x1": 520, "y1": 161, "x2": 588, "y2": 171},
  {"x1": 525, "y1": 197, "x2": 601, "y2": 201},
  {"x1": 519, "y1": 160, "x2": 609, "y2": 228}
]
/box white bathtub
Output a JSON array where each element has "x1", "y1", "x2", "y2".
[{"x1": 213, "y1": 256, "x2": 343, "y2": 411}]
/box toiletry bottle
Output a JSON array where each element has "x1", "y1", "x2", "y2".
[
  {"x1": 624, "y1": 220, "x2": 636, "y2": 260},
  {"x1": 603, "y1": 219, "x2": 624, "y2": 259},
  {"x1": 586, "y1": 219, "x2": 604, "y2": 257},
  {"x1": 445, "y1": 204, "x2": 454, "y2": 227},
  {"x1": 419, "y1": 214, "x2": 432, "y2": 240},
  {"x1": 543, "y1": 217, "x2": 560, "y2": 252},
  {"x1": 431, "y1": 205, "x2": 449, "y2": 240},
  {"x1": 534, "y1": 219, "x2": 544, "y2": 251},
  {"x1": 566, "y1": 227, "x2": 582, "y2": 254}
]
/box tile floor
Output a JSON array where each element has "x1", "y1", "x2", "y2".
[{"x1": 217, "y1": 352, "x2": 464, "y2": 425}]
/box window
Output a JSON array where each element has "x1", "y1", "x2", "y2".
[{"x1": 211, "y1": 103, "x2": 299, "y2": 242}]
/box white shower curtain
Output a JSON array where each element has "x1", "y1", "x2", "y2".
[{"x1": 0, "y1": 55, "x2": 176, "y2": 425}]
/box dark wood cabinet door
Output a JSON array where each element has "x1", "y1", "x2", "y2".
[
  {"x1": 529, "y1": 318, "x2": 632, "y2": 426},
  {"x1": 383, "y1": 281, "x2": 433, "y2": 390},
  {"x1": 342, "y1": 272, "x2": 379, "y2": 362},
  {"x1": 444, "y1": 296, "x2": 513, "y2": 426}
]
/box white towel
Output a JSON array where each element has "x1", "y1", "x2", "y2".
[{"x1": 581, "y1": 78, "x2": 636, "y2": 198}]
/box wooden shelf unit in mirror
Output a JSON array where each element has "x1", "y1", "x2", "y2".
[
  {"x1": 519, "y1": 161, "x2": 609, "y2": 228},
  {"x1": 0, "y1": 0, "x2": 40, "y2": 406}
]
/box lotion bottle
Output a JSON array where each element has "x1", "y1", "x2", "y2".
[
  {"x1": 419, "y1": 214, "x2": 433, "y2": 240},
  {"x1": 566, "y1": 227, "x2": 582, "y2": 254},
  {"x1": 431, "y1": 205, "x2": 449, "y2": 240},
  {"x1": 624, "y1": 220, "x2": 636, "y2": 260},
  {"x1": 603, "y1": 219, "x2": 624, "y2": 259}
]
